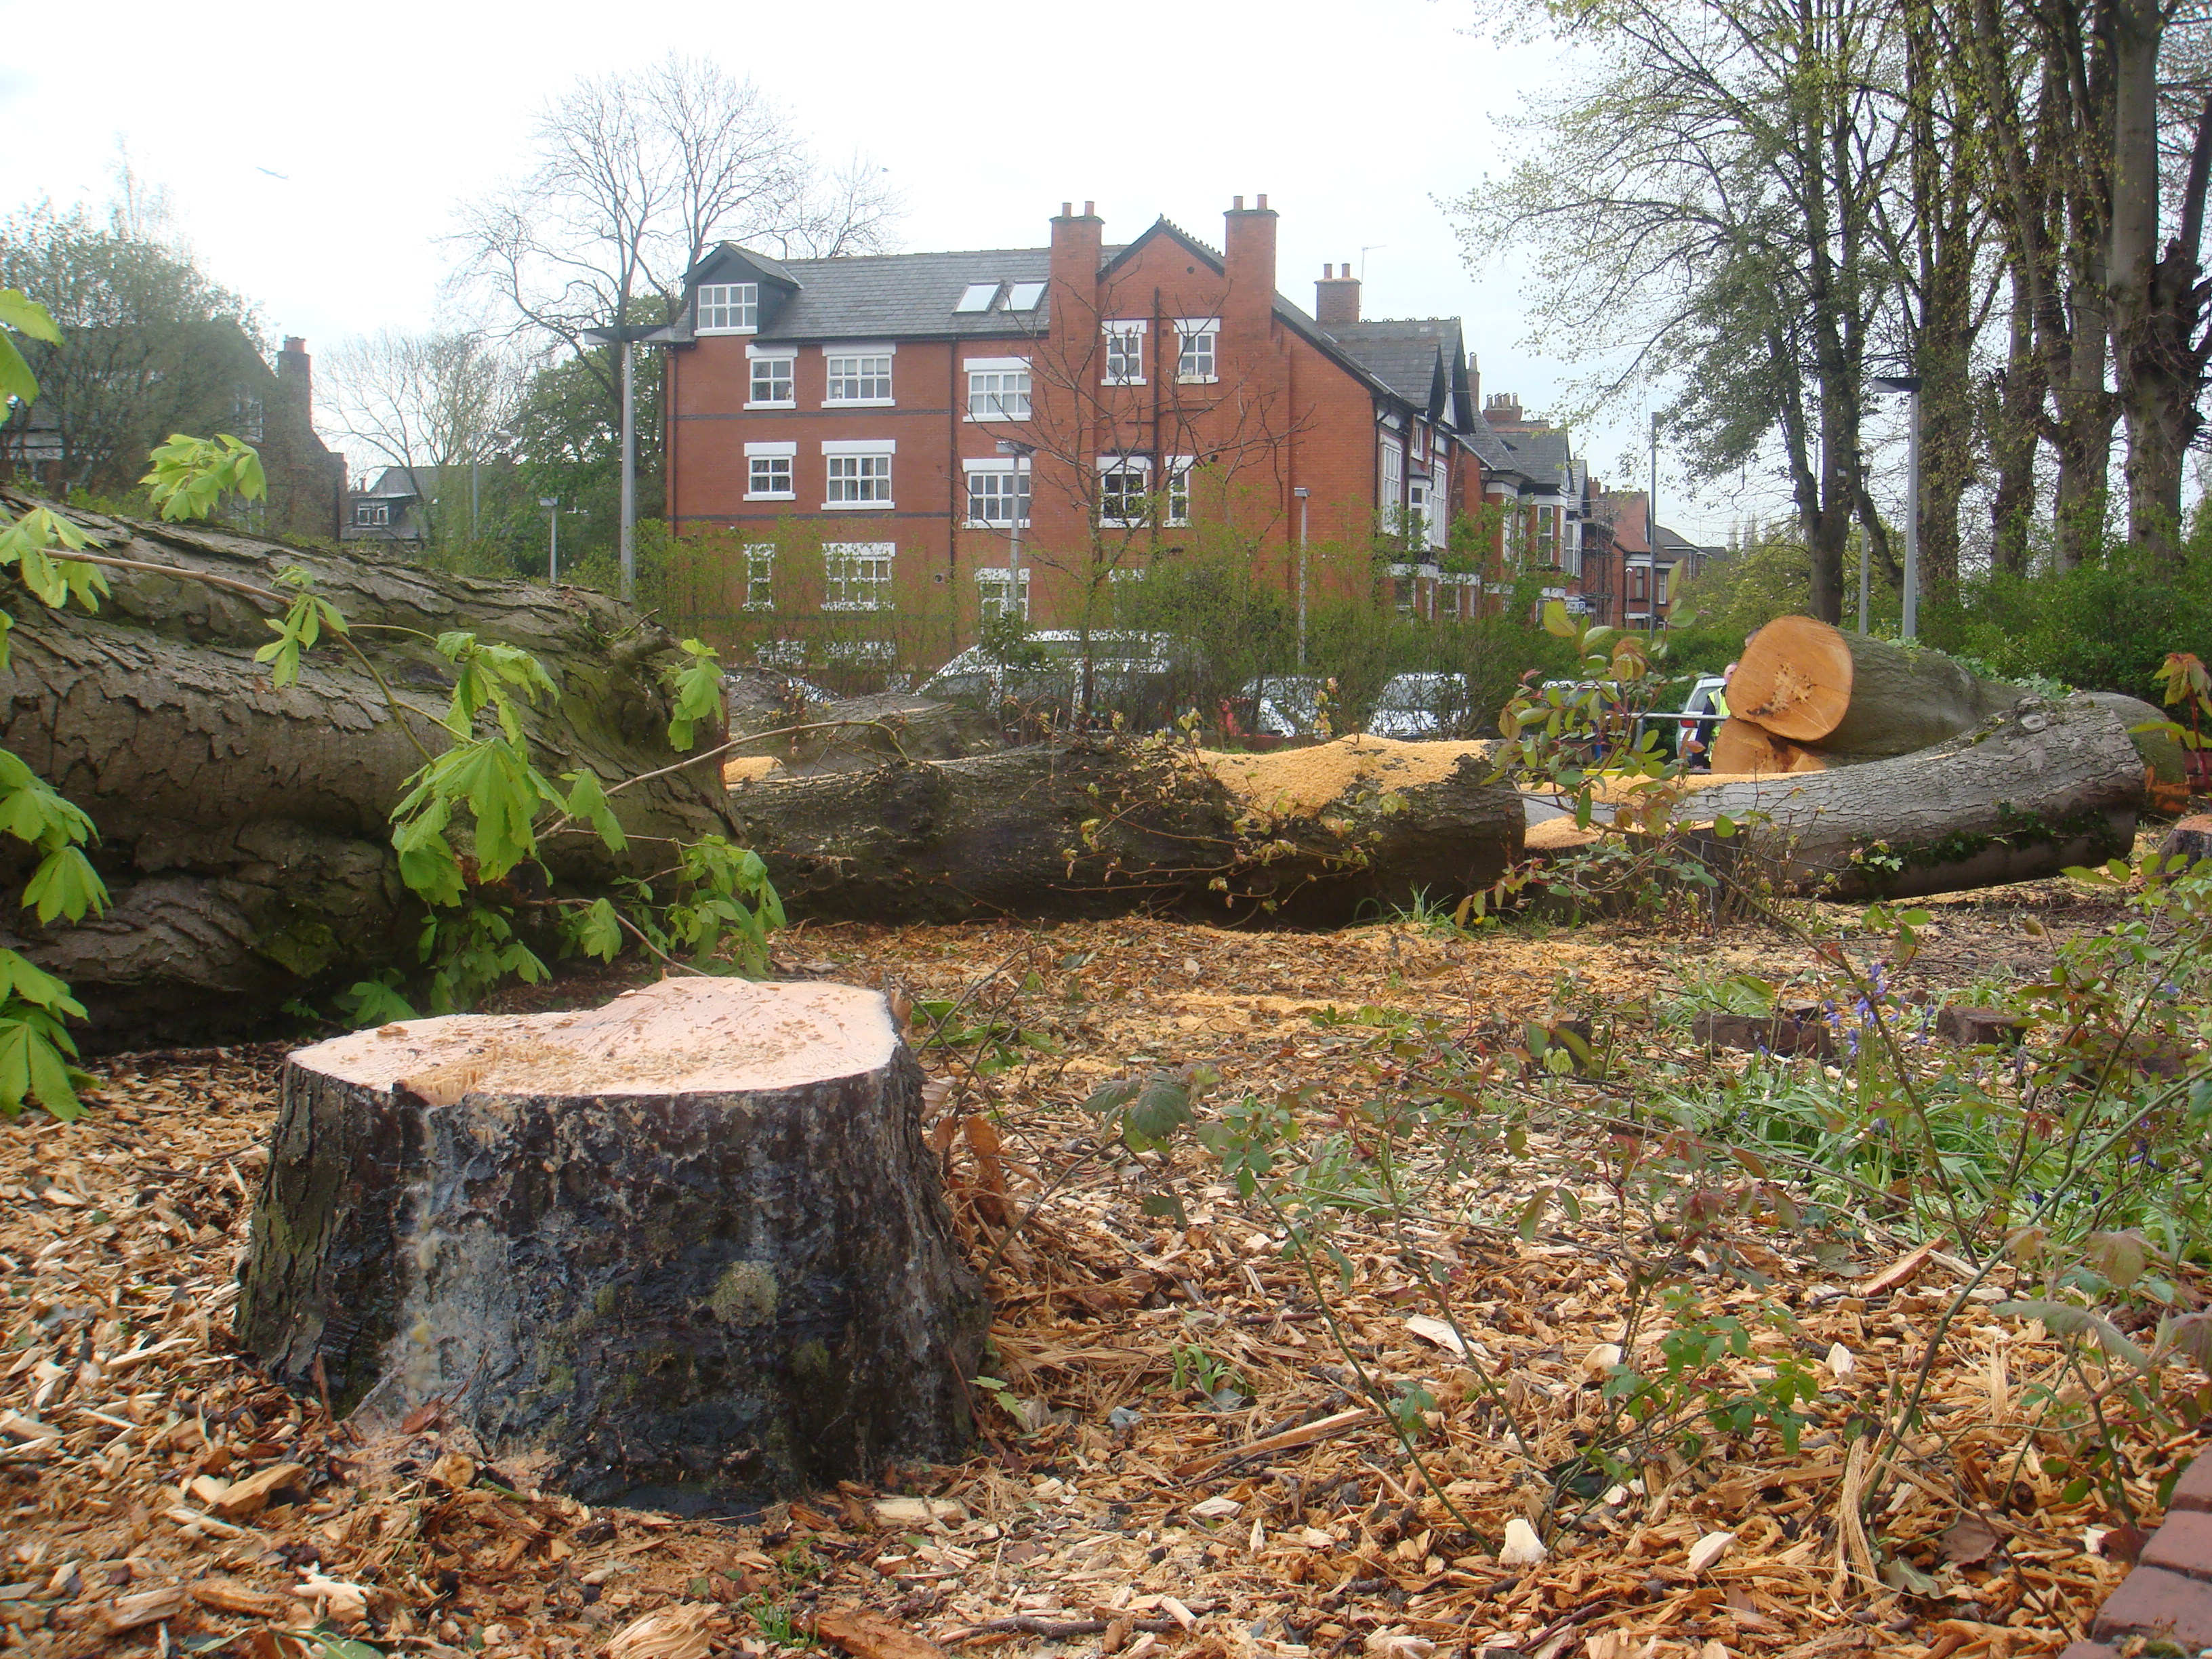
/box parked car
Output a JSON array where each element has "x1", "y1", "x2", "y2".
[
  {"x1": 1366, "y1": 673, "x2": 1482, "y2": 739},
  {"x1": 1237, "y1": 675, "x2": 1328, "y2": 737},
  {"x1": 919, "y1": 632, "x2": 1204, "y2": 728}
]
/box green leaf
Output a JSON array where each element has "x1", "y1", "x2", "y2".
[
  {"x1": 22, "y1": 846, "x2": 108, "y2": 924},
  {"x1": 0, "y1": 289, "x2": 61, "y2": 344},
  {"x1": 577, "y1": 897, "x2": 623, "y2": 961},
  {"x1": 1541, "y1": 599, "x2": 1576, "y2": 639},
  {"x1": 565, "y1": 769, "x2": 628, "y2": 853}
]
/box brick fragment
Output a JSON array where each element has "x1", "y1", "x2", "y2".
[
  {"x1": 2142, "y1": 1511, "x2": 2212, "y2": 1580},
  {"x1": 2171, "y1": 1452, "x2": 2212, "y2": 1514},
  {"x1": 2091, "y1": 1565, "x2": 2212, "y2": 1645}
]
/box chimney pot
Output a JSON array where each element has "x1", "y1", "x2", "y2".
[
  {"x1": 1233, "y1": 195, "x2": 1244, "y2": 211},
  {"x1": 1061, "y1": 201, "x2": 1072, "y2": 217},
  {"x1": 1082, "y1": 199, "x2": 1094, "y2": 216},
  {"x1": 1256, "y1": 193, "x2": 1267, "y2": 209},
  {"x1": 283, "y1": 336, "x2": 307, "y2": 354}
]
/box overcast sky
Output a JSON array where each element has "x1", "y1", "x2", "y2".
[{"x1": 1, "y1": 0, "x2": 1746, "y2": 539}]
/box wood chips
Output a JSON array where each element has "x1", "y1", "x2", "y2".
[{"x1": 0, "y1": 873, "x2": 2192, "y2": 1659}]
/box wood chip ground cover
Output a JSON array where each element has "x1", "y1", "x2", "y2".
[{"x1": 1, "y1": 867, "x2": 2196, "y2": 1659}]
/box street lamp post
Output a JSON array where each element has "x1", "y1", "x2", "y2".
[
  {"x1": 995, "y1": 438, "x2": 1034, "y2": 621},
  {"x1": 581, "y1": 323, "x2": 668, "y2": 605},
  {"x1": 1868, "y1": 375, "x2": 1923, "y2": 640},
  {"x1": 538, "y1": 497, "x2": 560, "y2": 583},
  {"x1": 1647, "y1": 412, "x2": 1662, "y2": 637},
  {"x1": 1294, "y1": 485, "x2": 1311, "y2": 670}
]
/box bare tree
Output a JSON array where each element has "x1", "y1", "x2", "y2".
[
  {"x1": 320, "y1": 329, "x2": 522, "y2": 549},
  {"x1": 451, "y1": 54, "x2": 901, "y2": 409}
]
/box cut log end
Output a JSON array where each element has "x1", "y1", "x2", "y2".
[
  {"x1": 302, "y1": 979, "x2": 899, "y2": 1102},
  {"x1": 1711, "y1": 717, "x2": 1828, "y2": 776},
  {"x1": 1727, "y1": 615, "x2": 1854, "y2": 741}
]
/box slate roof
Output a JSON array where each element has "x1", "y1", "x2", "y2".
[
  {"x1": 673, "y1": 234, "x2": 1483, "y2": 437},
  {"x1": 1322, "y1": 319, "x2": 1461, "y2": 413},
  {"x1": 1498, "y1": 426, "x2": 1574, "y2": 494}
]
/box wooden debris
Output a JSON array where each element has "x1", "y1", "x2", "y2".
[{"x1": 819, "y1": 1606, "x2": 955, "y2": 1659}]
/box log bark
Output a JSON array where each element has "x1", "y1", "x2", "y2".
[
  {"x1": 1687, "y1": 694, "x2": 2145, "y2": 899},
  {"x1": 727, "y1": 735, "x2": 1524, "y2": 926},
  {"x1": 1728, "y1": 617, "x2": 2022, "y2": 754},
  {"x1": 0, "y1": 493, "x2": 735, "y2": 1046},
  {"x1": 237, "y1": 977, "x2": 985, "y2": 1504}
]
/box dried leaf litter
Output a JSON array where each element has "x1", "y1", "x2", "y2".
[{"x1": 0, "y1": 882, "x2": 2187, "y2": 1659}]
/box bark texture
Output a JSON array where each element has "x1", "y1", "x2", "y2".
[
  {"x1": 238, "y1": 979, "x2": 985, "y2": 1504},
  {"x1": 0, "y1": 493, "x2": 735, "y2": 1046},
  {"x1": 729, "y1": 737, "x2": 1524, "y2": 926},
  {"x1": 1689, "y1": 694, "x2": 2145, "y2": 899}
]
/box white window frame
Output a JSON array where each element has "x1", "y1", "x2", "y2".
[
  {"x1": 1380, "y1": 439, "x2": 1404, "y2": 531},
  {"x1": 1097, "y1": 453, "x2": 1152, "y2": 527},
  {"x1": 965, "y1": 357, "x2": 1031, "y2": 422},
  {"x1": 823, "y1": 344, "x2": 895, "y2": 407},
  {"x1": 743, "y1": 544, "x2": 776, "y2": 611},
  {"x1": 1175, "y1": 318, "x2": 1219, "y2": 384},
  {"x1": 354, "y1": 501, "x2": 390, "y2": 527},
  {"x1": 962, "y1": 455, "x2": 1031, "y2": 528},
  {"x1": 745, "y1": 346, "x2": 795, "y2": 409},
  {"x1": 696, "y1": 282, "x2": 759, "y2": 334},
  {"x1": 976, "y1": 565, "x2": 1032, "y2": 621},
  {"x1": 822, "y1": 541, "x2": 895, "y2": 611},
  {"x1": 1429, "y1": 459, "x2": 1450, "y2": 550},
  {"x1": 745, "y1": 441, "x2": 796, "y2": 501},
  {"x1": 821, "y1": 439, "x2": 895, "y2": 510},
  {"x1": 1166, "y1": 455, "x2": 1195, "y2": 528},
  {"x1": 1103, "y1": 321, "x2": 1147, "y2": 386}
]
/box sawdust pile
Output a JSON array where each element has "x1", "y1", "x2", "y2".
[{"x1": 1202, "y1": 737, "x2": 1494, "y2": 817}]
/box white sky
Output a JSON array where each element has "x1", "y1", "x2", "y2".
[{"x1": 1, "y1": 0, "x2": 1742, "y2": 539}]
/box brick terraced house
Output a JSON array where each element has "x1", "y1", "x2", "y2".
[{"x1": 659, "y1": 198, "x2": 1539, "y2": 651}]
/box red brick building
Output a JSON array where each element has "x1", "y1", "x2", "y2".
[{"x1": 659, "y1": 199, "x2": 1500, "y2": 653}]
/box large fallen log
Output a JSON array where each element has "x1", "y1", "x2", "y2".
[
  {"x1": 1686, "y1": 694, "x2": 2146, "y2": 899},
  {"x1": 0, "y1": 493, "x2": 735, "y2": 1046},
  {"x1": 239, "y1": 977, "x2": 985, "y2": 1502},
  {"x1": 1726, "y1": 617, "x2": 2022, "y2": 756},
  {"x1": 727, "y1": 734, "x2": 1524, "y2": 925}
]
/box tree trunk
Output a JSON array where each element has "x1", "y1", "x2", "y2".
[
  {"x1": 1987, "y1": 268, "x2": 2043, "y2": 577},
  {"x1": 0, "y1": 492, "x2": 735, "y2": 1047},
  {"x1": 1689, "y1": 693, "x2": 2144, "y2": 899},
  {"x1": 728, "y1": 736, "x2": 1524, "y2": 926},
  {"x1": 238, "y1": 977, "x2": 985, "y2": 1504},
  {"x1": 1726, "y1": 615, "x2": 2022, "y2": 754},
  {"x1": 1711, "y1": 719, "x2": 1827, "y2": 776}
]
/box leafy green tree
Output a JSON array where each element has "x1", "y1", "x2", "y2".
[{"x1": 0, "y1": 201, "x2": 264, "y2": 494}]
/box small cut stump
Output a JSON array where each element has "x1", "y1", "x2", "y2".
[{"x1": 238, "y1": 979, "x2": 987, "y2": 1503}]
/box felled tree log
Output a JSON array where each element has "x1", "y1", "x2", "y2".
[
  {"x1": 1710, "y1": 718, "x2": 1827, "y2": 776},
  {"x1": 1727, "y1": 617, "x2": 2022, "y2": 756},
  {"x1": 728, "y1": 735, "x2": 1523, "y2": 925},
  {"x1": 0, "y1": 491, "x2": 734, "y2": 1046},
  {"x1": 1686, "y1": 695, "x2": 2145, "y2": 899},
  {"x1": 238, "y1": 977, "x2": 985, "y2": 1502}
]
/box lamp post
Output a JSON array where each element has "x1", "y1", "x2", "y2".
[
  {"x1": 1866, "y1": 375, "x2": 1923, "y2": 640},
  {"x1": 1647, "y1": 411, "x2": 1661, "y2": 637},
  {"x1": 581, "y1": 322, "x2": 668, "y2": 605},
  {"x1": 1294, "y1": 485, "x2": 1311, "y2": 670},
  {"x1": 995, "y1": 438, "x2": 1034, "y2": 621},
  {"x1": 538, "y1": 497, "x2": 560, "y2": 583}
]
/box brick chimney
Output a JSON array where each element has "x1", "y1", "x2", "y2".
[
  {"x1": 1223, "y1": 193, "x2": 1277, "y2": 337},
  {"x1": 1049, "y1": 201, "x2": 1103, "y2": 349},
  {"x1": 1314, "y1": 264, "x2": 1360, "y2": 327},
  {"x1": 1485, "y1": 391, "x2": 1525, "y2": 430}
]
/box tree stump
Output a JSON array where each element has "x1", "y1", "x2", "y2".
[
  {"x1": 1727, "y1": 617, "x2": 2022, "y2": 756},
  {"x1": 237, "y1": 978, "x2": 987, "y2": 1504}
]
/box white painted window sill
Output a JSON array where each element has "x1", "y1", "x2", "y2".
[
  {"x1": 745, "y1": 492, "x2": 796, "y2": 502},
  {"x1": 821, "y1": 500, "x2": 895, "y2": 511},
  {"x1": 823, "y1": 397, "x2": 895, "y2": 408}
]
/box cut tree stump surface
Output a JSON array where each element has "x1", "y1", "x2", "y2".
[
  {"x1": 239, "y1": 977, "x2": 987, "y2": 1504},
  {"x1": 306, "y1": 979, "x2": 898, "y2": 1100}
]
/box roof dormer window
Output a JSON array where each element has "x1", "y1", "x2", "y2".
[
  {"x1": 956, "y1": 283, "x2": 1001, "y2": 313},
  {"x1": 697, "y1": 283, "x2": 758, "y2": 333},
  {"x1": 1005, "y1": 282, "x2": 1046, "y2": 311}
]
